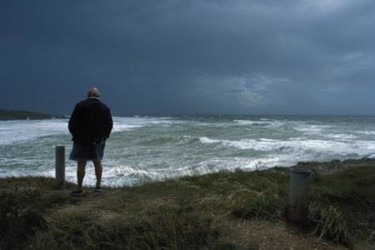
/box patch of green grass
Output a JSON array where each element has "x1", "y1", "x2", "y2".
[{"x1": 231, "y1": 195, "x2": 285, "y2": 221}]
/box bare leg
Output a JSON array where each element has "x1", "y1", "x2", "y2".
[
  {"x1": 93, "y1": 160, "x2": 103, "y2": 188},
  {"x1": 77, "y1": 160, "x2": 87, "y2": 190}
]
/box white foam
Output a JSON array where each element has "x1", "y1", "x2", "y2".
[
  {"x1": 111, "y1": 116, "x2": 179, "y2": 133},
  {"x1": 199, "y1": 136, "x2": 375, "y2": 157},
  {"x1": 111, "y1": 123, "x2": 144, "y2": 133},
  {"x1": 0, "y1": 119, "x2": 69, "y2": 145},
  {"x1": 324, "y1": 133, "x2": 357, "y2": 140},
  {"x1": 234, "y1": 120, "x2": 272, "y2": 126},
  {"x1": 200, "y1": 137, "x2": 282, "y2": 151},
  {"x1": 199, "y1": 137, "x2": 220, "y2": 144},
  {"x1": 356, "y1": 130, "x2": 375, "y2": 136},
  {"x1": 294, "y1": 124, "x2": 333, "y2": 134}
]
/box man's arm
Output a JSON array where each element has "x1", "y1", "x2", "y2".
[
  {"x1": 103, "y1": 108, "x2": 113, "y2": 139},
  {"x1": 68, "y1": 105, "x2": 79, "y2": 135}
]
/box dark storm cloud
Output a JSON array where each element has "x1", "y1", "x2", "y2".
[{"x1": 1, "y1": 0, "x2": 374, "y2": 115}]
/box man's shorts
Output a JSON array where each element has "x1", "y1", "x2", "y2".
[{"x1": 69, "y1": 143, "x2": 105, "y2": 161}]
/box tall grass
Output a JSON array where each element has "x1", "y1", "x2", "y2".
[
  {"x1": 307, "y1": 164, "x2": 375, "y2": 247},
  {"x1": 1, "y1": 163, "x2": 374, "y2": 249},
  {"x1": 0, "y1": 188, "x2": 45, "y2": 249}
]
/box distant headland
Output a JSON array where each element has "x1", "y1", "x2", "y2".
[{"x1": 0, "y1": 109, "x2": 66, "y2": 120}]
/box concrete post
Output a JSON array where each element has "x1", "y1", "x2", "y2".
[
  {"x1": 288, "y1": 168, "x2": 311, "y2": 224},
  {"x1": 55, "y1": 146, "x2": 65, "y2": 189}
]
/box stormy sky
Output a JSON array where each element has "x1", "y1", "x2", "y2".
[{"x1": 1, "y1": 0, "x2": 374, "y2": 116}]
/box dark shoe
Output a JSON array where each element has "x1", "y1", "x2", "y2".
[
  {"x1": 95, "y1": 187, "x2": 102, "y2": 193},
  {"x1": 71, "y1": 190, "x2": 83, "y2": 196}
]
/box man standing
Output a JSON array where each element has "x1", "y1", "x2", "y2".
[{"x1": 69, "y1": 87, "x2": 113, "y2": 195}]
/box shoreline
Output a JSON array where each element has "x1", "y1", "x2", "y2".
[
  {"x1": 268, "y1": 157, "x2": 375, "y2": 174},
  {"x1": 0, "y1": 157, "x2": 374, "y2": 185}
]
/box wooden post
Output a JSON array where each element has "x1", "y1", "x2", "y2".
[
  {"x1": 288, "y1": 168, "x2": 311, "y2": 224},
  {"x1": 55, "y1": 146, "x2": 65, "y2": 189}
]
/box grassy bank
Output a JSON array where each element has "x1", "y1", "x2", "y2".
[{"x1": 1, "y1": 159, "x2": 374, "y2": 249}]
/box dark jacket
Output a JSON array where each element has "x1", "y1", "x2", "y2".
[{"x1": 69, "y1": 98, "x2": 113, "y2": 145}]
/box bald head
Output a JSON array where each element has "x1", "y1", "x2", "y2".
[{"x1": 87, "y1": 87, "x2": 101, "y2": 98}]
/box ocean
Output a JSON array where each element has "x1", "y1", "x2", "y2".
[{"x1": 0, "y1": 115, "x2": 374, "y2": 187}]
